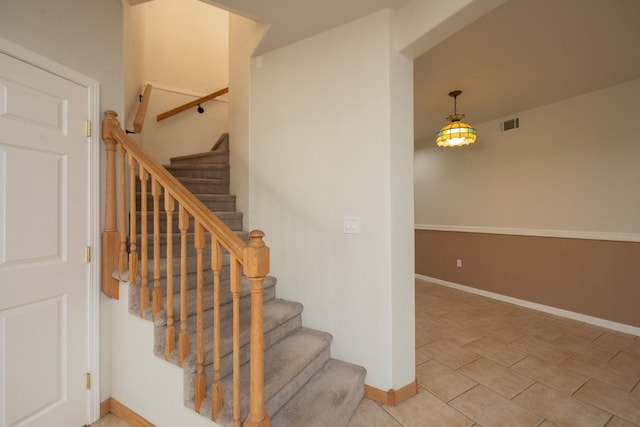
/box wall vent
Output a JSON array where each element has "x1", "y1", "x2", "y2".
[{"x1": 500, "y1": 117, "x2": 520, "y2": 132}]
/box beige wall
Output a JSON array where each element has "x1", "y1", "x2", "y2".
[
  {"x1": 415, "y1": 78, "x2": 640, "y2": 234},
  {"x1": 228, "y1": 14, "x2": 268, "y2": 222},
  {"x1": 415, "y1": 79, "x2": 640, "y2": 330},
  {"x1": 125, "y1": 0, "x2": 230, "y2": 163}
]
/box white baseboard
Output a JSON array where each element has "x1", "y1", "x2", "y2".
[{"x1": 415, "y1": 274, "x2": 640, "y2": 337}]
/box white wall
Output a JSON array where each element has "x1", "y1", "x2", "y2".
[
  {"x1": 0, "y1": 0, "x2": 124, "y2": 403},
  {"x1": 142, "y1": 87, "x2": 229, "y2": 165},
  {"x1": 0, "y1": 0, "x2": 123, "y2": 115},
  {"x1": 414, "y1": 78, "x2": 640, "y2": 234},
  {"x1": 124, "y1": 2, "x2": 146, "y2": 134},
  {"x1": 126, "y1": 0, "x2": 230, "y2": 162},
  {"x1": 143, "y1": 0, "x2": 228, "y2": 93},
  {"x1": 249, "y1": 9, "x2": 414, "y2": 391},
  {"x1": 228, "y1": 14, "x2": 268, "y2": 223},
  {"x1": 110, "y1": 283, "x2": 216, "y2": 427}
]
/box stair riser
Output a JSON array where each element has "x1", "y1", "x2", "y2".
[
  {"x1": 183, "y1": 315, "x2": 306, "y2": 408},
  {"x1": 148, "y1": 268, "x2": 231, "y2": 294},
  {"x1": 207, "y1": 314, "x2": 302, "y2": 384},
  {"x1": 173, "y1": 286, "x2": 278, "y2": 338},
  {"x1": 170, "y1": 151, "x2": 229, "y2": 166},
  {"x1": 136, "y1": 194, "x2": 236, "y2": 212},
  {"x1": 153, "y1": 286, "x2": 279, "y2": 363},
  {"x1": 136, "y1": 178, "x2": 230, "y2": 194},
  {"x1": 166, "y1": 166, "x2": 229, "y2": 180},
  {"x1": 135, "y1": 212, "x2": 243, "y2": 233},
  {"x1": 184, "y1": 182, "x2": 229, "y2": 195}
]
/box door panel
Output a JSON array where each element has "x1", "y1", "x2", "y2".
[{"x1": 0, "y1": 52, "x2": 90, "y2": 427}]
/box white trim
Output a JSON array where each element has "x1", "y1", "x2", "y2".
[
  {"x1": 415, "y1": 274, "x2": 640, "y2": 337},
  {"x1": 414, "y1": 224, "x2": 640, "y2": 243},
  {"x1": 87, "y1": 80, "x2": 101, "y2": 424},
  {"x1": 145, "y1": 81, "x2": 229, "y2": 103},
  {"x1": 0, "y1": 36, "x2": 102, "y2": 424}
]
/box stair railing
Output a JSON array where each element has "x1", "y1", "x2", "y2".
[
  {"x1": 156, "y1": 87, "x2": 229, "y2": 122},
  {"x1": 132, "y1": 83, "x2": 152, "y2": 134},
  {"x1": 101, "y1": 110, "x2": 270, "y2": 427}
]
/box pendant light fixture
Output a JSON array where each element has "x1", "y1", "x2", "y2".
[{"x1": 435, "y1": 90, "x2": 477, "y2": 147}]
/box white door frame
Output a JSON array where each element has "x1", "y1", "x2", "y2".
[{"x1": 0, "y1": 37, "x2": 102, "y2": 424}]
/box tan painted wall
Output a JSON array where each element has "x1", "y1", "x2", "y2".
[{"x1": 415, "y1": 229, "x2": 640, "y2": 327}]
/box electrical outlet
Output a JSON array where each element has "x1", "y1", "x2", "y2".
[{"x1": 456, "y1": 259, "x2": 462, "y2": 268}]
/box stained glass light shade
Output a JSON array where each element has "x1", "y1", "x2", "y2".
[{"x1": 435, "y1": 113, "x2": 477, "y2": 147}]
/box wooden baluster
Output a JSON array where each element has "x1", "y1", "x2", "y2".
[
  {"x1": 164, "y1": 191, "x2": 175, "y2": 360},
  {"x1": 230, "y1": 257, "x2": 242, "y2": 427},
  {"x1": 152, "y1": 178, "x2": 162, "y2": 320},
  {"x1": 194, "y1": 222, "x2": 206, "y2": 412},
  {"x1": 139, "y1": 167, "x2": 150, "y2": 316},
  {"x1": 178, "y1": 205, "x2": 190, "y2": 366},
  {"x1": 118, "y1": 143, "x2": 128, "y2": 277},
  {"x1": 101, "y1": 111, "x2": 120, "y2": 298},
  {"x1": 242, "y1": 230, "x2": 270, "y2": 427},
  {"x1": 211, "y1": 238, "x2": 223, "y2": 421},
  {"x1": 128, "y1": 155, "x2": 138, "y2": 284}
]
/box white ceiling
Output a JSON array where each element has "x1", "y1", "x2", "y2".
[
  {"x1": 200, "y1": 0, "x2": 640, "y2": 142},
  {"x1": 203, "y1": 0, "x2": 407, "y2": 55}
]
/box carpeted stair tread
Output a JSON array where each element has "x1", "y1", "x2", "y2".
[
  {"x1": 174, "y1": 299, "x2": 303, "y2": 374},
  {"x1": 170, "y1": 150, "x2": 229, "y2": 166},
  {"x1": 271, "y1": 359, "x2": 366, "y2": 427},
  {"x1": 194, "y1": 327, "x2": 333, "y2": 426},
  {"x1": 164, "y1": 163, "x2": 229, "y2": 180}
]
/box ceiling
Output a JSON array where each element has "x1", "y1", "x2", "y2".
[
  {"x1": 414, "y1": 0, "x2": 640, "y2": 142},
  {"x1": 199, "y1": 0, "x2": 640, "y2": 142},
  {"x1": 203, "y1": 0, "x2": 407, "y2": 55}
]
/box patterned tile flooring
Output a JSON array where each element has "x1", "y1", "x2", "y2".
[{"x1": 94, "y1": 279, "x2": 640, "y2": 426}]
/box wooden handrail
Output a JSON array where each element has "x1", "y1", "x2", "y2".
[
  {"x1": 133, "y1": 84, "x2": 152, "y2": 133},
  {"x1": 101, "y1": 110, "x2": 269, "y2": 426},
  {"x1": 156, "y1": 87, "x2": 229, "y2": 122}
]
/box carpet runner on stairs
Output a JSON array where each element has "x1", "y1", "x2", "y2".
[{"x1": 126, "y1": 138, "x2": 366, "y2": 426}]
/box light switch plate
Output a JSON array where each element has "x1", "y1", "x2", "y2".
[{"x1": 343, "y1": 216, "x2": 361, "y2": 234}]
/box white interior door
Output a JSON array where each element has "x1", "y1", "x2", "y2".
[{"x1": 0, "y1": 52, "x2": 91, "y2": 426}]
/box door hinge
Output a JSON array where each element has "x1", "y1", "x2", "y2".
[
  {"x1": 85, "y1": 246, "x2": 91, "y2": 263},
  {"x1": 86, "y1": 373, "x2": 91, "y2": 390},
  {"x1": 85, "y1": 120, "x2": 92, "y2": 137}
]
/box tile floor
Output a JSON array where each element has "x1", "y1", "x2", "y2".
[
  {"x1": 347, "y1": 279, "x2": 640, "y2": 427},
  {"x1": 93, "y1": 279, "x2": 640, "y2": 426}
]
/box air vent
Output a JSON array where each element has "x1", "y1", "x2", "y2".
[{"x1": 500, "y1": 117, "x2": 520, "y2": 132}]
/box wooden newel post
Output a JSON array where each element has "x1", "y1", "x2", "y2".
[
  {"x1": 101, "y1": 110, "x2": 121, "y2": 299},
  {"x1": 243, "y1": 230, "x2": 270, "y2": 427}
]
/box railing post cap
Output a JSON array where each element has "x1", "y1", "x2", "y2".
[
  {"x1": 248, "y1": 230, "x2": 266, "y2": 247},
  {"x1": 104, "y1": 110, "x2": 118, "y2": 119}
]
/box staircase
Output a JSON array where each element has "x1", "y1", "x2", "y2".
[{"x1": 127, "y1": 135, "x2": 366, "y2": 426}]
